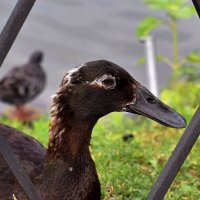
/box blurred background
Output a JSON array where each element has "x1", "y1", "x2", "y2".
[{"x1": 0, "y1": 0, "x2": 199, "y2": 113}]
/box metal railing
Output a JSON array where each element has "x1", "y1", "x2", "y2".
[
  {"x1": 0, "y1": 1, "x2": 42, "y2": 199},
  {"x1": 145, "y1": 0, "x2": 200, "y2": 198},
  {"x1": 0, "y1": 135, "x2": 41, "y2": 200},
  {"x1": 146, "y1": 106, "x2": 200, "y2": 200},
  {"x1": 0, "y1": 0, "x2": 36, "y2": 68},
  {"x1": 0, "y1": 0, "x2": 199, "y2": 200}
]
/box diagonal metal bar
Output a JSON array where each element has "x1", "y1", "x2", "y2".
[
  {"x1": 0, "y1": 0, "x2": 36, "y2": 67},
  {"x1": 192, "y1": 0, "x2": 200, "y2": 18},
  {"x1": 0, "y1": 135, "x2": 42, "y2": 200},
  {"x1": 0, "y1": 0, "x2": 42, "y2": 199},
  {"x1": 146, "y1": 106, "x2": 200, "y2": 200}
]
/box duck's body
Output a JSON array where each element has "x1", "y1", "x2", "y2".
[
  {"x1": 0, "y1": 123, "x2": 45, "y2": 199},
  {"x1": 0, "y1": 51, "x2": 46, "y2": 120},
  {"x1": 0, "y1": 123, "x2": 100, "y2": 200},
  {"x1": 0, "y1": 60, "x2": 186, "y2": 200}
]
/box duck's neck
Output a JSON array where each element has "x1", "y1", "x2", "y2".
[
  {"x1": 37, "y1": 86, "x2": 102, "y2": 199},
  {"x1": 40, "y1": 111, "x2": 101, "y2": 200},
  {"x1": 45, "y1": 91, "x2": 97, "y2": 163},
  {"x1": 45, "y1": 117, "x2": 96, "y2": 163},
  {"x1": 45, "y1": 92, "x2": 96, "y2": 163}
]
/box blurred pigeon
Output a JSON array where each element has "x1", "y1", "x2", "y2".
[{"x1": 0, "y1": 51, "x2": 46, "y2": 121}]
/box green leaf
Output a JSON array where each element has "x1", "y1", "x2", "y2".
[
  {"x1": 144, "y1": 0, "x2": 169, "y2": 10},
  {"x1": 136, "y1": 17, "x2": 162, "y2": 38},
  {"x1": 172, "y1": 0, "x2": 187, "y2": 5},
  {"x1": 185, "y1": 51, "x2": 200, "y2": 64},
  {"x1": 169, "y1": 6, "x2": 196, "y2": 19},
  {"x1": 144, "y1": 0, "x2": 186, "y2": 10},
  {"x1": 144, "y1": 0, "x2": 196, "y2": 20}
]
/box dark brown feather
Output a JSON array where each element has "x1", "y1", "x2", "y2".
[{"x1": 0, "y1": 123, "x2": 45, "y2": 200}]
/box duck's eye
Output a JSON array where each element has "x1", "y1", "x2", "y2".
[
  {"x1": 102, "y1": 78, "x2": 115, "y2": 86},
  {"x1": 91, "y1": 75, "x2": 116, "y2": 89}
]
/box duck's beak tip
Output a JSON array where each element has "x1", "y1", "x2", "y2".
[{"x1": 172, "y1": 112, "x2": 187, "y2": 128}]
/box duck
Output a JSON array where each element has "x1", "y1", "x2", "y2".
[
  {"x1": 0, "y1": 51, "x2": 46, "y2": 121},
  {"x1": 0, "y1": 60, "x2": 186, "y2": 200}
]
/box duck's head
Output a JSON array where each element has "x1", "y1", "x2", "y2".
[
  {"x1": 52, "y1": 60, "x2": 186, "y2": 128},
  {"x1": 29, "y1": 51, "x2": 44, "y2": 64}
]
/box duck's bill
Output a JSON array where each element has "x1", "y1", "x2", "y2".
[{"x1": 124, "y1": 85, "x2": 186, "y2": 128}]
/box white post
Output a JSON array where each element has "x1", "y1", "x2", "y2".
[{"x1": 141, "y1": 35, "x2": 159, "y2": 97}]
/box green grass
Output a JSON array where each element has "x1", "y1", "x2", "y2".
[{"x1": 1, "y1": 113, "x2": 200, "y2": 200}]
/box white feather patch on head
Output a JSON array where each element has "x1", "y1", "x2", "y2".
[
  {"x1": 90, "y1": 74, "x2": 116, "y2": 90},
  {"x1": 63, "y1": 64, "x2": 84, "y2": 85},
  {"x1": 50, "y1": 93, "x2": 57, "y2": 98}
]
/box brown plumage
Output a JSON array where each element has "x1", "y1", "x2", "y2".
[
  {"x1": 0, "y1": 60, "x2": 186, "y2": 200},
  {"x1": 0, "y1": 51, "x2": 46, "y2": 120}
]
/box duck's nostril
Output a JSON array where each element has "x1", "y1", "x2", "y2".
[{"x1": 146, "y1": 97, "x2": 156, "y2": 104}]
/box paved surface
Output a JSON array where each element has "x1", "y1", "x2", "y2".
[{"x1": 0, "y1": 0, "x2": 199, "y2": 112}]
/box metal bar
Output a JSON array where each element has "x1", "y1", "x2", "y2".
[
  {"x1": 146, "y1": 106, "x2": 200, "y2": 200},
  {"x1": 0, "y1": 0, "x2": 36, "y2": 67},
  {"x1": 0, "y1": 0, "x2": 42, "y2": 199},
  {"x1": 192, "y1": 0, "x2": 200, "y2": 18},
  {"x1": 0, "y1": 135, "x2": 42, "y2": 200},
  {"x1": 141, "y1": 36, "x2": 159, "y2": 97}
]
